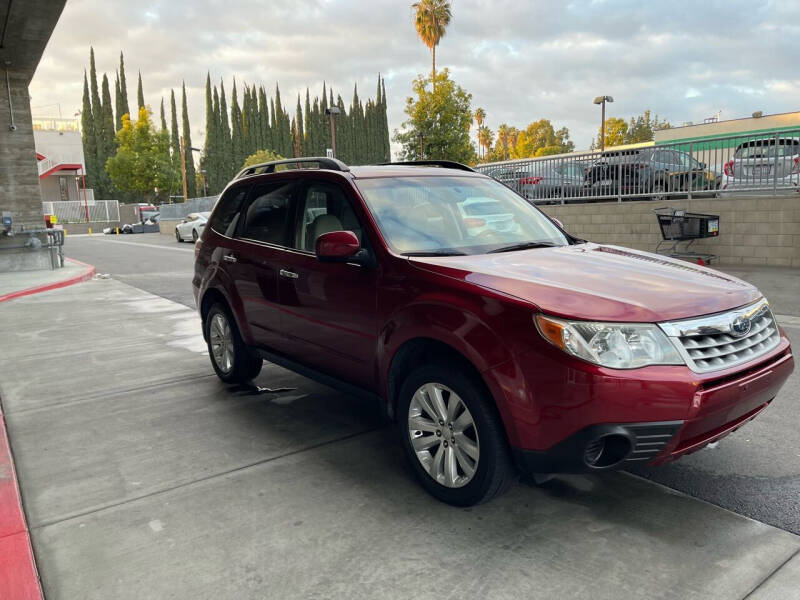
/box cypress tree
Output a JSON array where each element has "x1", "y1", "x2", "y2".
[
  {"x1": 160, "y1": 98, "x2": 167, "y2": 131},
  {"x1": 118, "y1": 52, "x2": 130, "y2": 121},
  {"x1": 89, "y1": 47, "x2": 102, "y2": 140},
  {"x1": 212, "y1": 85, "x2": 222, "y2": 189},
  {"x1": 181, "y1": 82, "x2": 197, "y2": 197},
  {"x1": 274, "y1": 84, "x2": 285, "y2": 156},
  {"x1": 269, "y1": 97, "x2": 277, "y2": 154},
  {"x1": 170, "y1": 89, "x2": 181, "y2": 184},
  {"x1": 137, "y1": 71, "x2": 145, "y2": 109},
  {"x1": 320, "y1": 82, "x2": 330, "y2": 152},
  {"x1": 230, "y1": 80, "x2": 244, "y2": 169},
  {"x1": 201, "y1": 76, "x2": 216, "y2": 193},
  {"x1": 98, "y1": 74, "x2": 116, "y2": 197},
  {"x1": 304, "y1": 89, "x2": 313, "y2": 157},
  {"x1": 80, "y1": 72, "x2": 98, "y2": 191},
  {"x1": 242, "y1": 85, "x2": 254, "y2": 157},
  {"x1": 257, "y1": 86, "x2": 268, "y2": 151},
  {"x1": 295, "y1": 95, "x2": 304, "y2": 157},
  {"x1": 114, "y1": 71, "x2": 123, "y2": 131},
  {"x1": 312, "y1": 97, "x2": 321, "y2": 155},
  {"x1": 219, "y1": 79, "x2": 232, "y2": 182}
]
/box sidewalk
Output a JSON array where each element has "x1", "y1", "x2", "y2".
[
  {"x1": 0, "y1": 277, "x2": 799, "y2": 598},
  {"x1": 0, "y1": 258, "x2": 95, "y2": 302}
]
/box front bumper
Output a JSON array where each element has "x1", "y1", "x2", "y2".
[{"x1": 497, "y1": 335, "x2": 794, "y2": 475}]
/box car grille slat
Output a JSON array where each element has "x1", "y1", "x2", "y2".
[{"x1": 662, "y1": 302, "x2": 780, "y2": 373}]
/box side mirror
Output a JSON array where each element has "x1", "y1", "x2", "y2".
[
  {"x1": 181, "y1": 219, "x2": 187, "y2": 224},
  {"x1": 315, "y1": 230, "x2": 364, "y2": 263},
  {"x1": 552, "y1": 218, "x2": 565, "y2": 229}
]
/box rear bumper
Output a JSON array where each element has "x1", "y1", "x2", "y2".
[{"x1": 503, "y1": 337, "x2": 794, "y2": 475}]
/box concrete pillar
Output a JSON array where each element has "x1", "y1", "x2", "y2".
[{"x1": 0, "y1": 69, "x2": 51, "y2": 271}]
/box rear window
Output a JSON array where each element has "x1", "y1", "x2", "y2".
[
  {"x1": 208, "y1": 186, "x2": 249, "y2": 237},
  {"x1": 735, "y1": 139, "x2": 800, "y2": 159}
]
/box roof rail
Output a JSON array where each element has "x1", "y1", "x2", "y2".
[
  {"x1": 235, "y1": 156, "x2": 350, "y2": 179},
  {"x1": 379, "y1": 160, "x2": 475, "y2": 172}
]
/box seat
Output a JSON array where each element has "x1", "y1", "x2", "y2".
[{"x1": 307, "y1": 214, "x2": 344, "y2": 251}]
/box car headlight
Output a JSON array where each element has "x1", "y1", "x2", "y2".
[{"x1": 535, "y1": 314, "x2": 684, "y2": 369}]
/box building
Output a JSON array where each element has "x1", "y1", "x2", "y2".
[
  {"x1": 34, "y1": 117, "x2": 92, "y2": 203},
  {"x1": 654, "y1": 111, "x2": 800, "y2": 145}
]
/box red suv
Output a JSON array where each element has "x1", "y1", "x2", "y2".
[{"x1": 193, "y1": 158, "x2": 794, "y2": 506}]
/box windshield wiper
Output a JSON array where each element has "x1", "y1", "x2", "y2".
[
  {"x1": 402, "y1": 250, "x2": 467, "y2": 257},
  {"x1": 487, "y1": 241, "x2": 562, "y2": 253}
]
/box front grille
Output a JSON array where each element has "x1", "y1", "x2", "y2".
[{"x1": 659, "y1": 300, "x2": 780, "y2": 373}]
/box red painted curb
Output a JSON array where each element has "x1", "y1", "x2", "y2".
[
  {"x1": 0, "y1": 258, "x2": 96, "y2": 303},
  {"x1": 0, "y1": 414, "x2": 43, "y2": 600}
]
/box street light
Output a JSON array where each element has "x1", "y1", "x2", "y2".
[
  {"x1": 325, "y1": 106, "x2": 340, "y2": 158},
  {"x1": 593, "y1": 95, "x2": 614, "y2": 151}
]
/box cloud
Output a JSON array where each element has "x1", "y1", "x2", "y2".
[{"x1": 29, "y1": 0, "x2": 800, "y2": 156}]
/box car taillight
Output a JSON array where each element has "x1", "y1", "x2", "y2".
[
  {"x1": 793, "y1": 157, "x2": 800, "y2": 174},
  {"x1": 724, "y1": 160, "x2": 735, "y2": 177},
  {"x1": 519, "y1": 176, "x2": 542, "y2": 185},
  {"x1": 194, "y1": 239, "x2": 202, "y2": 259}
]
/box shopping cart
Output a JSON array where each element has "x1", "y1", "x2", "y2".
[{"x1": 653, "y1": 207, "x2": 719, "y2": 264}]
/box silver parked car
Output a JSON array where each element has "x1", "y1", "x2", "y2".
[
  {"x1": 720, "y1": 137, "x2": 800, "y2": 196},
  {"x1": 519, "y1": 162, "x2": 587, "y2": 201}
]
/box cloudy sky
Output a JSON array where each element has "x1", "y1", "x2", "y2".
[{"x1": 30, "y1": 0, "x2": 800, "y2": 155}]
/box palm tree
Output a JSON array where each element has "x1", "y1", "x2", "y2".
[
  {"x1": 496, "y1": 123, "x2": 510, "y2": 160},
  {"x1": 474, "y1": 108, "x2": 486, "y2": 157},
  {"x1": 412, "y1": 0, "x2": 452, "y2": 88},
  {"x1": 478, "y1": 126, "x2": 493, "y2": 161}
]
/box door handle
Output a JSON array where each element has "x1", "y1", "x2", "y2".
[
  {"x1": 279, "y1": 269, "x2": 299, "y2": 279},
  {"x1": 223, "y1": 254, "x2": 237, "y2": 263}
]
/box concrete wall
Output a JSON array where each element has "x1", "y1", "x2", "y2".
[
  {"x1": 655, "y1": 112, "x2": 800, "y2": 144},
  {"x1": 540, "y1": 196, "x2": 800, "y2": 268}
]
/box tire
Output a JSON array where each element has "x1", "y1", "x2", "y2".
[
  {"x1": 398, "y1": 364, "x2": 516, "y2": 506},
  {"x1": 204, "y1": 302, "x2": 263, "y2": 384},
  {"x1": 192, "y1": 229, "x2": 199, "y2": 242},
  {"x1": 650, "y1": 180, "x2": 668, "y2": 202},
  {"x1": 175, "y1": 229, "x2": 182, "y2": 242}
]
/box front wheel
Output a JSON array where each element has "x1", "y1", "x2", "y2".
[
  {"x1": 204, "y1": 303, "x2": 262, "y2": 384},
  {"x1": 192, "y1": 229, "x2": 199, "y2": 242},
  {"x1": 398, "y1": 365, "x2": 516, "y2": 506},
  {"x1": 175, "y1": 229, "x2": 182, "y2": 242}
]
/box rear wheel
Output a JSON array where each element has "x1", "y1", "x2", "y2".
[
  {"x1": 205, "y1": 303, "x2": 262, "y2": 384},
  {"x1": 398, "y1": 365, "x2": 516, "y2": 506},
  {"x1": 651, "y1": 180, "x2": 668, "y2": 202}
]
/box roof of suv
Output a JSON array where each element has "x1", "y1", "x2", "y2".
[{"x1": 348, "y1": 165, "x2": 483, "y2": 178}]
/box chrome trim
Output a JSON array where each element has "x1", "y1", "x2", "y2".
[{"x1": 658, "y1": 299, "x2": 770, "y2": 337}]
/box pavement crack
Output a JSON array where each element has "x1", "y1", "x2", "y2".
[
  {"x1": 29, "y1": 426, "x2": 383, "y2": 531},
  {"x1": 741, "y1": 547, "x2": 800, "y2": 599}
]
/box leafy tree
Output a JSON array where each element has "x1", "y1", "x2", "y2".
[
  {"x1": 624, "y1": 110, "x2": 671, "y2": 144},
  {"x1": 394, "y1": 69, "x2": 476, "y2": 164},
  {"x1": 242, "y1": 149, "x2": 284, "y2": 170},
  {"x1": 181, "y1": 82, "x2": 197, "y2": 197},
  {"x1": 491, "y1": 123, "x2": 516, "y2": 161},
  {"x1": 512, "y1": 119, "x2": 574, "y2": 158},
  {"x1": 473, "y1": 107, "x2": 486, "y2": 157},
  {"x1": 106, "y1": 107, "x2": 177, "y2": 200},
  {"x1": 595, "y1": 117, "x2": 628, "y2": 149},
  {"x1": 412, "y1": 0, "x2": 452, "y2": 87}
]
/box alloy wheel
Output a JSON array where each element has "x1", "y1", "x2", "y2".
[
  {"x1": 408, "y1": 383, "x2": 480, "y2": 488},
  {"x1": 209, "y1": 312, "x2": 234, "y2": 374}
]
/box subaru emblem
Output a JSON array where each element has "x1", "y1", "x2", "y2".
[{"x1": 731, "y1": 316, "x2": 751, "y2": 337}]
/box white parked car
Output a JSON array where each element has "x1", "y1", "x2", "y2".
[
  {"x1": 720, "y1": 137, "x2": 800, "y2": 196},
  {"x1": 175, "y1": 212, "x2": 211, "y2": 242}
]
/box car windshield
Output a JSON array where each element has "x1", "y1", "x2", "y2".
[{"x1": 355, "y1": 175, "x2": 569, "y2": 255}]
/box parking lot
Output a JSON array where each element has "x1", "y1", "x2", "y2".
[{"x1": 0, "y1": 233, "x2": 797, "y2": 598}]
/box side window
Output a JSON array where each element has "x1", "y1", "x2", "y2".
[
  {"x1": 239, "y1": 181, "x2": 295, "y2": 246},
  {"x1": 295, "y1": 181, "x2": 363, "y2": 252},
  {"x1": 208, "y1": 186, "x2": 249, "y2": 237}
]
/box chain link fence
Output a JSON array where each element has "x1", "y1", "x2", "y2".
[
  {"x1": 475, "y1": 128, "x2": 800, "y2": 204},
  {"x1": 157, "y1": 196, "x2": 218, "y2": 220},
  {"x1": 42, "y1": 200, "x2": 120, "y2": 223}
]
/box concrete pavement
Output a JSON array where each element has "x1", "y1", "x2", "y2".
[{"x1": 1, "y1": 278, "x2": 800, "y2": 598}]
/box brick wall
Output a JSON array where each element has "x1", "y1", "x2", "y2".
[{"x1": 539, "y1": 196, "x2": 800, "y2": 268}]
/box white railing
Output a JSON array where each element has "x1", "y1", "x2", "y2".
[{"x1": 42, "y1": 200, "x2": 120, "y2": 223}]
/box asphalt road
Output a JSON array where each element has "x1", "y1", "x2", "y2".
[{"x1": 64, "y1": 232, "x2": 800, "y2": 535}]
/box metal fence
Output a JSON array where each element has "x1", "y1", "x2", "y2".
[
  {"x1": 157, "y1": 196, "x2": 219, "y2": 220},
  {"x1": 474, "y1": 128, "x2": 800, "y2": 204},
  {"x1": 42, "y1": 200, "x2": 120, "y2": 223}
]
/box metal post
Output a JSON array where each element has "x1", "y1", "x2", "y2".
[
  {"x1": 180, "y1": 136, "x2": 188, "y2": 202},
  {"x1": 329, "y1": 113, "x2": 337, "y2": 158},
  {"x1": 81, "y1": 169, "x2": 89, "y2": 222},
  {"x1": 687, "y1": 142, "x2": 693, "y2": 201},
  {"x1": 600, "y1": 99, "x2": 606, "y2": 152},
  {"x1": 773, "y1": 133, "x2": 779, "y2": 196},
  {"x1": 617, "y1": 160, "x2": 622, "y2": 202}
]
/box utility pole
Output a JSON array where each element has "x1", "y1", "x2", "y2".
[
  {"x1": 593, "y1": 95, "x2": 614, "y2": 151},
  {"x1": 325, "y1": 106, "x2": 340, "y2": 158},
  {"x1": 180, "y1": 135, "x2": 188, "y2": 202}
]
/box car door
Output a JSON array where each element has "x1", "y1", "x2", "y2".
[
  {"x1": 227, "y1": 179, "x2": 298, "y2": 351},
  {"x1": 275, "y1": 177, "x2": 379, "y2": 388}
]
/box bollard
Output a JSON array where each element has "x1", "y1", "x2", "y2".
[
  {"x1": 116, "y1": 227, "x2": 119, "y2": 235},
  {"x1": 88, "y1": 227, "x2": 93, "y2": 235}
]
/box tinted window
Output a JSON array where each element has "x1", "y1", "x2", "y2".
[
  {"x1": 240, "y1": 181, "x2": 295, "y2": 245},
  {"x1": 208, "y1": 186, "x2": 249, "y2": 237},
  {"x1": 295, "y1": 181, "x2": 362, "y2": 252}
]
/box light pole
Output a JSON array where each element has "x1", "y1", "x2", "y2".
[
  {"x1": 593, "y1": 95, "x2": 614, "y2": 151},
  {"x1": 325, "y1": 106, "x2": 340, "y2": 158},
  {"x1": 199, "y1": 169, "x2": 208, "y2": 196}
]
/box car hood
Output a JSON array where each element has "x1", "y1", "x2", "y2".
[{"x1": 408, "y1": 243, "x2": 761, "y2": 322}]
